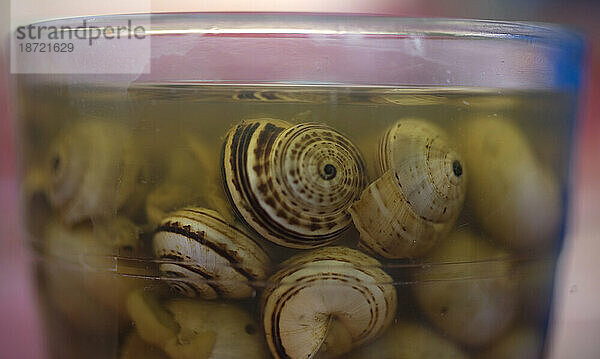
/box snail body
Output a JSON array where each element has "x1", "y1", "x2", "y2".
[
  {"x1": 222, "y1": 118, "x2": 367, "y2": 249},
  {"x1": 461, "y1": 117, "x2": 560, "y2": 251},
  {"x1": 262, "y1": 246, "x2": 397, "y2": 359},
  {"x1": 47, "y1": 120, "x2": 141, "y2": 224},
  {"x1": 350, "y1": 119, "x2": 466, "y2": 258},
  {"x1": 126, "y1": 290, "x2": 268, "y2": 359},
  {"x1": 153, "y1": 207, "x2": 271, "y2": 299},
  {"x1": 121, "y1": 332, "x2": 169, "y2": 359}
]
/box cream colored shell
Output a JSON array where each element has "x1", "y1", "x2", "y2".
[
  {"x1": 262, "y1": 247, "x2": 397, "y2": 359},
  {"x1": 146, "y1": 135, "x2": 232, "y2": 228},
  {"x1": 47, "y1": 120, "x2": 141, "y2": 224},
  {"x1": 153, "y1": 207, "x2": 271, "y2": 299},
  {"x1": 42, "y1": 216, "x2": 149, "y2": 332},
  {"x1": 347, "y1": 321, "x2": 469, "y2": 359},
  {"x1": 476, "y1": 326, "x2": 543, "y2": 359},
  {"x1": 413, "y1": 230, "x2": 518, "y2": 347},
  {"x1": 460, "y1": 117, "x2": 560, "y2": 251},
  {"x1": 350, "y1": 119, "x2": 466, "y2": 258},
  {"x1": 221, "y1": 118, "x2": 367, "y2": 249}
]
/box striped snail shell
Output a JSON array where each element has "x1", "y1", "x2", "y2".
[
  {"x1": 153, "y1": 207, "x2": 271, "y2": 299},
  {"x1": 222, "y1": 118, "x2": 367, "y2": 249},
  {"x1": 262, "y1": 247, "x2": 397, "y2": 359},
  {"x1": 47, "y1": 120, "x2": 140, "y2": 224},
  {"x1": 349, "y1": 119, "x2": 466, "y2": 259}
]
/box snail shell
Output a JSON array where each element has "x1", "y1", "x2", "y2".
[
  {"x1": 413, "y1": 230, "x2": 517, "y2": 347},
  {"x1": 347, "y1": 321, "x2": 469, "y2": 359},
  {"x1": 222, "y1": 118, "x2": 367, "y2": 249},
  {"x1": 460, "y1": 117, "x2": 560, "y2": 251},
  {"x1": 262, "y1": 246, "x2": 397, "y2": 359},
  {"x1": 349, "y1": 119, "x2": 466, "y2": 259},
  {"x1": 47, "y1": 120, "x2": 140, "y2": 224},
  {"x1": 153, "y1": 207, "x2": 271, "y2": 299},
  {"x1": 146, "y1": 136, "x2": 233, "y2": 228},
  {"x1": 126, "y1": 289, "x2": 269, "y2": 359},
  {"x1": 42, "y1": 216, "x2": 149, "y2": 332},
  {"x1": 476, "y1": 326, "x2": 543, "y2": 359}
]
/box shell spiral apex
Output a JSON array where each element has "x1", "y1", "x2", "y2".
[
  {"x1": 350, "y1": 119, "x2": 467, "y2": 259},
  {"x1": 222, "y1": 118, "x2": 367, "y2": 249}
]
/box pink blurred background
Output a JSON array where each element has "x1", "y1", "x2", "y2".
[{"x1": 1, "y1": 1, "x2": 598, "y2": 358}]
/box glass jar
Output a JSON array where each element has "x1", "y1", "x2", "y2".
[{"x1": 14, "y1": 14, "x2": 583, "y2": 359}]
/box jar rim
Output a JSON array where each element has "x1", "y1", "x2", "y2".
[{"x1": 22, "y1": 12, "x2": 583, "y2": 45}]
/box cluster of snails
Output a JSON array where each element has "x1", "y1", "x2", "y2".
[{"x1": 28, "y1": 111, "x2": 561, "y2": 359}]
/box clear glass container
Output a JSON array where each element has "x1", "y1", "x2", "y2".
[{"x1": 14, "y1": 14, "x2": 584, "y2": 359}]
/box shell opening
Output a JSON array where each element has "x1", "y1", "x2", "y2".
[
  {"x1": 51, "y1": 155, "x2": 61, "y2": 173},
  {"x1": 452, "y1": 160, "x2": 463, "y2": 177}
]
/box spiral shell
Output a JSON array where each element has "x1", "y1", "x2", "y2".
[
  {"x1": 461, "y1": 117, "x2": 560, "y2": 251},
  {"x1": 47, "y1": 120, "x2": 140, "y2": 224},
  {"x1": 153, "y1": 207, "x2": 271, "y2": 299},
  {"x1": 222, "y1": 118, "x2": 367, "y2": 248},
  {"x1": 347, "y1": 321, "x2": 469, "y2": 359},
  {"x1": 349, "y1": 119, "x2": 466, "y2": 258},
  {"x1": 413, "y1": 230, "x2": 517, "y2": 347},
  {"x1": 262, "y1": 247, "x2": 397, "y2": 359}
]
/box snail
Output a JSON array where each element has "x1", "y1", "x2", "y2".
[
  {"x1": 121, "y1": 332, "x2": 169, "y2": 359},
  {"x1": 460, "y1": 117, "x2": 560, "y2": 251},
  {"x1": 146, "y1": 136, "x2": 233, "y2": 228},
  {"x1": 515, "y1": 257, "x2": 555, "y2": 323},
  {"x1": 349, "y1": 119, "x2": 467, "y2": 259},
  {"x1": 22, "y1": 163, "x2": 52, "y2": 239},
  {"x1": 413, "y1": 230, "x2": 518, "y2": 347},
  {"x1": 42, "y1": 216, "x2": 151, "y2": 332},
  {"x1": 47, "y1": 120, "x2": 141, "y2": 224},
  {"x1": 476, "y1": 326, "x2": 543, "y2": 359},
  {"x1": 221, "y1": 118, "x2": 367, "y2": 249},
  {"x1": 126, "y1": 289, "x2": 269, "y2": 359},
  {"x1": 347, "y1": 321, "x2": 469, "y2": 359},
  {"x1": 153, "y1": 207, "x2": 271, "y2": 299},
  {"x1": 261, "y1": 246, "x2": 397, "y2": 359}
]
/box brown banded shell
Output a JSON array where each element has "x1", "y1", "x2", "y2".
[
  {"x1": 153, "y1": 207, "x2": 271, "y2": 299},
  {"x1": 261, "y1": 247, "x2": 397, "y2": 359},
  {"x1": 47, "y1": 120, "x2": 140, "y2": 224},
  {"x1": 349, "y1": 119, "x2": 467, "y2": 259},
  {"x1": 222, "y1": 118, "x2": 367, "y2": 249}
]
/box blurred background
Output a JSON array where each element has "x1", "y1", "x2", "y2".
[{"x1": 1, "y1": 1, "x2": 598, "y2": 358}]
